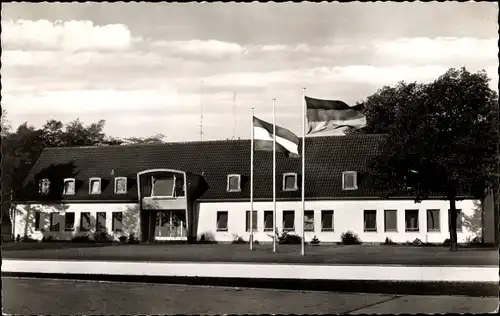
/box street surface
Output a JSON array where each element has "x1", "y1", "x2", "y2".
[{"x1": 2, "y1": 277, "x2": 498, "y2": 315}]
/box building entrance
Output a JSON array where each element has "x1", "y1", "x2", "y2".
[{"x1": 154, "y1": 210, "x2": 187, "y2": 240}]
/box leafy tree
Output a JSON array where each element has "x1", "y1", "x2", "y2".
[
  {"x1": 122, "y1": 134, "x2": 166, "y2": 144},
  {"x1": 1, "y1": 108, "x2": 12, "y2": 137},
  {"x1": 367, "y1": 67, "x2": 499, "y2": 250}
]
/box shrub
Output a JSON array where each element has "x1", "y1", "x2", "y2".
[
  {"x1": 442, "y1": 238, "x2": 451, "y2": 247},
  {"x1": 465, "y1": 235, "x2": 482, "y2": 244},
  {"x1": 384, "y1": 237, "x2": 396, "y2": 245},
  {"x1": 72, "y1": 235, "x2": 92, "y2": 243},
  {"x1": 118, "y1": 236, "x2": 128, "y2": 243},
  {"x1": 278, "y1": 231, "x2": 302, "y2": 244},
  {"x1": 16, "y1": 234, "x2": 21, "y2": 242},
  {"x1": 412, "y1": 238, "x2": 423, "y2": 246},
  {"x1": 310, "y1": 235, "x2": 320, "y2": 245},
  {"x1": 93, "y1": 231, "x2": 114, "y2": 243},
  {"x1": 42, "y1": 236, "x2": 54, "y2": 242},
  {"x1": 127, "y1": 233, "x2": 139, "y2": 244},
  {"x1": 20, "y1": 235, "x2": 37, "y2": 243},
  {"x1": 231, "y1": 234, "x2": 248, "y2": 244},
  {"x1": 340, "y1": 231, "x2": 362, "y2": 245}
]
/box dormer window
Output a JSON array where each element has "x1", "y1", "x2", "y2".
[
  {"x1": 342, "y1": 171, "x2": 358, "y2": 190},
  {"x1": 151, "y1": 175, "x2": 175, "y2": 197},
  {"x1": 114, "y1": 177, "x2": 127, "y2": 194},
  {"x1": 89, "y1": 177, "x2": 101, "y2": 194},
  {"x1": 63, "y1": 178, "x2": 76, "y2": 195},
  {"x1": 283, "y1": 173, "x2": 298, "y2": 191},
  {"x1": 38, "y1": 179, "x2": 50, "y2": 195},
  {"x1": 227, "y1": 174, "x2": 241, "y2": 192}
]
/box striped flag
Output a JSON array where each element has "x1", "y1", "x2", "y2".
[
  {"x1": 253, "y1": 116, "x2": 300, "y2": 155},
  {"x1": 305, "y1": 96, "x2": 366, "y2": 136}
]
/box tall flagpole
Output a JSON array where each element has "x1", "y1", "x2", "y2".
[
  {"x1": 250, "y1": 107, "x2": 254, "y2": 250},
  {"x1": 272, "y1": 98, "x2": 277, "y2": 253},
  {"x1": 301, "y1": 88, "x2": 306, "y2": 256}
]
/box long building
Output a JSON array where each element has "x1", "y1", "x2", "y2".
[{"x1": 12, "y1": 135, "x2": 495, "y2": 244}]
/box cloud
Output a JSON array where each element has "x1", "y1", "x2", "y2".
[
  {"x1": 2, "y1": 19, "x2": 134, "y2": 51},
  {"x1": 150, "y1": 39, "x2": 246, "y2": 58}
]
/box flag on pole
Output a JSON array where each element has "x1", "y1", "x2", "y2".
[
  {"x1": 305, "y1": 96, "x2": 366, "y2": 136},
  {"x1": 253, "y1": 116, "x2": 300, "y2": 155}
]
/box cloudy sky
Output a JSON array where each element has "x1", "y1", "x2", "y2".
[{"x1": 2, "y1": 2, "x2": 498, "y2": 142}]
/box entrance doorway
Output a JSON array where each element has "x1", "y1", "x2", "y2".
[{"x1": 154, "y1": 210, "x2": 187, "y2": 240}]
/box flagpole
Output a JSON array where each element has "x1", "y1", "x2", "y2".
[
  {"x1": 250, "y1": 107, "x2": 254, "y2": 250},
  {"x1": 301, "y1": 88, "x2": 306, "y2": 256},
  {"x1": 272, "y1": 98, "x2": 277, "y2": 253}
]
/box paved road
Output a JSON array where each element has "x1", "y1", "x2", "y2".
[
  {"x1": 2, "y1": 278, "x2": 498, "y2": 315},
  {"x1": 3, "y1": 243, "x2": 498, "y2": 266}
]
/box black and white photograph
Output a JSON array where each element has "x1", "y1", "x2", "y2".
[{"x1": 1, "y1": 1, "x2": 499, "y2": 315}]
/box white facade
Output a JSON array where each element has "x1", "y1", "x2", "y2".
[
  {"x1": 196, "y1": 199, "x2": 482, "y2": 244},
  {"x1": 13, "y1": 203, "x2": 141, "y2": 241},
  {"x1": 13, "y1": 198, "x2": 489, "y2": 244}
]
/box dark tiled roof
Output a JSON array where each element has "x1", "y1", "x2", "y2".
[{"x1": 15, "y1": 135, "x2": 439, "y2": 202}]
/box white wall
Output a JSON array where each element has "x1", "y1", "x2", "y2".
[
  {"x1": 197, "y1": 199, "x2": 480, "y2": 244},
  {"x1": 13, "y1": 203, "x2": 141, "y2": 241}
]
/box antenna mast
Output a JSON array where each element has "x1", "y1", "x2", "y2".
[
  {"x1": 232, "y1": 92, "x2": 237, "y2": 140},
  {"x1": 200, "y1": 80, "x2": 204, "y2": 141}
]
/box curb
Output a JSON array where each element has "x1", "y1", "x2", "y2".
[{"x1": 3, "y1": 272, "x2": 498, "y2": 298}]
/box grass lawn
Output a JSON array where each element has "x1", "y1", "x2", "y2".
[{"x1": 2, "y1": 242, "x2": 498, "y2": 266}]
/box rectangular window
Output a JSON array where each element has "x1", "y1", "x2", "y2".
[
  {"x1": 35, "y1": 211, "x2": 41, "y2": 231},
  {"x1": 283, "y1": 210, "x2": 295, "y2": 231},
  {"x1": 115, "y1": 177, "x2": 127, "y2": 194},
  {"x1": 364, "y1": 210, "x2": 377, "y2": 231},
  {"x1": 112, "y1": 212, "x2": 123, "y2": 232},
  {"x1": 96, "y1": 212, "x2": 106, "y2": 232},
  {"x1": 448, "y1": 209, "x2": 463, "y2": 232},
  {"x1": 64, "y1": 212, "x2": 75, "y2": 231},
  {"x1": 227, "y1": 175, "x2": 241, "y2": 192},
  {"x1": 427, "y1": 209, "x2": 440, "y2": 232},
  {"x1": 80, "y1": 212, "x2": 91, "y2": 232},
  {"x1": 405, "y1": 209, "x2": 419, "y2": 232},
  {"x1": 152, "y1": 176, "x2": 175, "y2": 197},
  {"x1": 245, "y1": 210, "x2": 257, "y2": 232},
  {"x1": 384, "y1": 210, "x2": 398, "y2": 232},
  {"x1": 216, "y1": 211, "x2": 228, "y2": 231},
  {"x1": 321, "y1": 210, "x2": 334, "y2": 231},
  {"x1": 342, "y1": 171, "x2": 357, "y2": 190},
  {"x1": 50, "y1": 213, "x2": 60, "y2": 232},
  {"x1": 283, "y1": 173, "x2": 298, "y2": 191},
  {"x1": 264, "y1": 210, "x2": 273, "y2": 232},
  {"x1": 63, "y1": 178, "x2": 75, "y2": 195},
  {"x1": 304, "y1": 210, "x2": 315, "y2": 232}
]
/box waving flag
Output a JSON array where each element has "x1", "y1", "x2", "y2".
[
  {"x1": 305, "y1": 96, "x2": 366, "y2": 136},
  {"x1": 253, "y1": 116, "x2": 300, "y2": 155}
]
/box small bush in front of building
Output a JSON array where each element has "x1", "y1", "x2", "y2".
[
  {"x1": 442, "y1": 238, "x2": 451, "y2": 247},
  {"x1": 340, "y1": 231, "x2": 362, "y2": 245},
  {"x1": 127, "y1": 233, "x2": 139, "y2": 244},
  {"x1": 118, "y1": 236, "x2": 128, "y2": 243},
  {"x1": 42, "y1": 236, "x2": 54, "y2": 242},
  {"x1": 465, "y1": 235, "x2": 482, "y2": 245},
  {"x1": 310, "y1": 235, "x2": 320, "y2": 245},
  {"x1": 20, "y1": 235, "x2": 37, "y2": 243},
  {"x1": 72, "y1": 235, "x2": 92, "y2": 243},
  {"x1": 16, "y1": 234, "x2": 21, "y2": 242},
  {"x1": 231, "y1": 234, "x2": 248, "y2": 244},
  {"x1": 383, "y1": 237, "x2": 396, "y2": 245},
  {"x1": 93, "y1": 231, "x2": 114, "y2": 243},
  {"x1": 278, "y1": 231, "x2": 302, "y2": 244}
]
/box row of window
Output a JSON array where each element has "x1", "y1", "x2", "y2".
[
  {"x1": 215, "y1": 209, "x2": 463, "y2": 233},
  {"x1": 38, "y1": 177, "x2": 128, "y2": 195},
  {"x1": 34, "y1": 211, "x2": 124, "y2": 232},
  {"x1": 226, "y1": 171, "x2": 358, "y2": 192}
]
